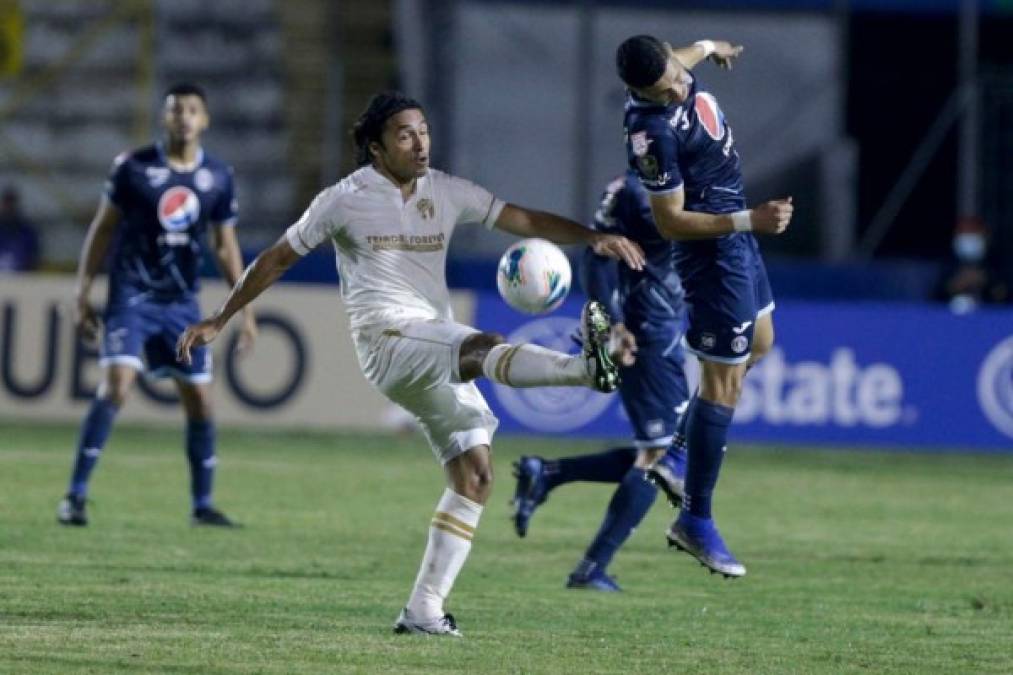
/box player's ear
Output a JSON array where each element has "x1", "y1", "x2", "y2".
[{"x1": 368, "y1": 140, "x2": 383, "y2": 160}]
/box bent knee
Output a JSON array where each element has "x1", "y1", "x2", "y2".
[{"x1": 461, "y1": 332, "x2": 506, "y2": 357}]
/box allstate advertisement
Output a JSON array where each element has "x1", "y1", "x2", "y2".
[{"x1": 474, "y1": 293, "x2": 1013, "y2": 452}]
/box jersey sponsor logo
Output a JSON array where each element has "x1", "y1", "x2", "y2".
[
  {"x1": 694, "y1": 92, "x2": 725, "y2": 141},
  {"x1": 630, "y1": 131, "x2": 652, "y2": 157},
  {"x1": 195, "y1": 167, "x2": 215, "y2": 192},
  {"x1": 365, "y1": 232, "x2": 445, "y2": 252},
  {"x1": 977, "y1": 336, "x2": 1013, "y2": 439},
  {"x1": 157, "y1": 186, "x2": 200, "y2": 232},
  {"x1": 492, "y1": 316, "x2": 613, "y2": 432}
]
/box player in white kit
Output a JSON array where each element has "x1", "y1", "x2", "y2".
[{"x1": 176, "y1": 92, "x2": 645, "y2": 636}]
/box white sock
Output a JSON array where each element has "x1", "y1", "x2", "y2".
[
  {"x1": 405, "y1": 488, "x2": 483, "y2": 620},
  {"x1": 481, "y1": 343, "x2": 589, "y2": 388}
]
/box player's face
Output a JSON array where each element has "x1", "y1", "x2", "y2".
[
  {"x1": 162, "y1": 94, "x2": 209, "y2": 144},
  {"x1": 635, "y1": 57, "x2": 693, "y2": 105},
  {"x1": 372, "y1": 108, "x2": 430, "y2": 181}
]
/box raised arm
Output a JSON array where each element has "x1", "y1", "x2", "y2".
[
  {"x1": 74, "y1": 196, "x2": 121, "y2": 341},
  {"x1": 649, "y1": 187, "x2": 793, "y2": 241},
  {"x1": 177, "y1": 234, "x2": 301, "y2": 364},
  {"x1": 669, "y1": 40, "x2": 743, "y2": 71},
  {"x1": 494, "y1": 203, "x2": 645, "y2": 271}
]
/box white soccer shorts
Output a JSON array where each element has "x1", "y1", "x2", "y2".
[{"x1": 357, "y1": 319, "x2": 499, "y2": 464}]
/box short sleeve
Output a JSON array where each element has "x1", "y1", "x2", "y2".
[
  {"x1": 445, "y1": 175, "x2": 505, "y2": 229},
  {"x1": 104, "y1": 153, "x2": 130, "y2": 209},
  {"x1": 210, "y1": 167, "x2": 238, "y2": 227},
  {"x1": 626, "y1": 119, "x2": 683, "y2": 195},
  {"x1": 591, "y1": 176, "x2": 626, "y2": 232},
  {"x1": 285, "y1": 188, "x2": 341, "y2": 256}
]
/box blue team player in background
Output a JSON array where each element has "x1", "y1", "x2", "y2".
[
  {"x1": 58, "y1": 83, "x2": 257, "y2": 527},
  {"x1": 617, "y1": 35, "x2": 794, "y2": 577},
  {"x1": 511, "y1": 170, "x2": 690, "y2": 591}
]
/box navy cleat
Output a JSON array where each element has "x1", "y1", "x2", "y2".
[
  {"x1": 511, "y1": 456, "x2": 550, "y2": 537},
  {"x1": 566, "y1": 568, "x2": 622, "y2": 592},
  {"x1": 646, "y1": 446, "x2": 687, "y2": 509},
  {"x1": 666, "y1": 511, "x2": 746, "y2": 578},
  {"x1": 393, "y1": 607, "x2": 463, "y2": 637},
  {"x1": 580, "y1": 300, "x2": 620, "y2": 393},
  {"x1": 191, "y1": 506, "x2": 240, "y2": 528},
  {"x1": 57, "y1": 494, "x2": 88, "y2": 526}
]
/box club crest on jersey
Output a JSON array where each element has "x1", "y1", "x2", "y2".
[
  {"x1": 416, "y1": 197, "x2": 435, "y2": 219},
  {"x1": 195, "y1": 168, "x2": 215, "y2": 192},
  {"x1": 157, "y1": 186, "x2": 200, "y2": 232},
  {"x1": 630, "y1": 131, "x2": 652, "y2": 157},
  {"x1": 694, "y1": 92, "x2": 725, "y2": 141}
]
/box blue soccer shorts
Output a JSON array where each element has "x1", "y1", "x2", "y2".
[{"x1": 100, "y1": 296, "x2": 212, "y2": 383}]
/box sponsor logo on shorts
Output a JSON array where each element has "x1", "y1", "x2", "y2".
[
  {"x1": 977, "y1": 336, "x2": 1013, "y2": 439},
  {"x1": 492, "y1": 316, "x2": 613, "y2": 432}
]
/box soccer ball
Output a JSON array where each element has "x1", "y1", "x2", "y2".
[{"x1": 496, "y1": 238, "x2": 572, "y2": 314}]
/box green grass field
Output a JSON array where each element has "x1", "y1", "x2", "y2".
[{"x1": 2, "y1": 422, "x2": 1012, "y2": 674}]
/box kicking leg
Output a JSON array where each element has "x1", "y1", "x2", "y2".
[{"x1": 459, "y1": 301, "x2": 618, "y2": 392}]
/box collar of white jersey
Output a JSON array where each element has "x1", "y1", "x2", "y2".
[{"x1": 361, "y1": 164, "x2": 431, "y2": 192}]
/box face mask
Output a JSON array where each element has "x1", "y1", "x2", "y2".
[{"x1": 954, "y1": 233, "x2": 986, "y2": 263}]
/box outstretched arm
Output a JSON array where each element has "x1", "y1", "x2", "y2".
[
  {"x1": 669, "y1": 40, "x2": 743, "y2": 71},
  {"x1": 177, "y1": 235, "x2": 301, "y2": 364},
  {"x1": 494, "y1": 203, "x2": 645, "y2": 270},
  {"x1": 649, "y1": 187, "x2": 793, "y2": 241}
]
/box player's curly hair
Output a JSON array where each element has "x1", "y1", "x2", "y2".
[
  {"x1": 164, "y1": 82, "x2": 208, "y2": 106},
  {"x1": 616, "y1": 35, "x2": 668, "y2": 89},
  {"x1": 352, "y1": 91, "x2": 425, "y2": 166}
]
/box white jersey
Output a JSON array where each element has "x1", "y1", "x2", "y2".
[{"x1": 285, "y1": 165, "x2": 505, "y2": 335}]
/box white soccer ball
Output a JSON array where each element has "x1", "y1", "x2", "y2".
[{"x1": 496, "y1": 238, "x2": 572, "y2": 314}]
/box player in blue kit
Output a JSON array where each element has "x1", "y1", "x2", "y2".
[
  {"x1": 511, "y1": 170, "x2": 690, "y2": 590},
  {"x1": 57, "y1": 83, "x2": 256, "y2": 527},
  {"x1": 616, "y1": 35, "x2": 794, "y2": 577}
]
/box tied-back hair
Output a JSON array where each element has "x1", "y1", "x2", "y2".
[
  {"x1": 352, "y1": 91, "x2": 425, "y2": 166},
  {"x1": 616, "y1": 35, "x2": 668, "y2": 89}
]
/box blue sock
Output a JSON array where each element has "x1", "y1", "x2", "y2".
[
  {"x1": 186, "y1": 419, "x2": 216, "y2": 510},
  {"x1": 544, "y1": 447, "x2": 636, "y2": 491},
  {"x1": 583, "y1": 467, "x2": 658, "y2": 571},
  {"x1": 684, "y1": 399, "x2": 734, "y2": 519},
  {"x1": 68, "y1": 398, "x2": 120, "y2": 497}
]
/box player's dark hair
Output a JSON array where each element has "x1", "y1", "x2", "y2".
[
  {"x1": 616, "y1": 35, "x2": 668, "y2": 89},
  {"x1": 164, "y1": 82, "x2": 208, "y2": 107},
  {"x1": 352, "y1": 91, "x2": 425, "y2": 166}
]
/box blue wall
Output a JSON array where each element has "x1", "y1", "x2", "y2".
[{"x1": 473, "y1": 292, "x2": 1013, "y2": 452}]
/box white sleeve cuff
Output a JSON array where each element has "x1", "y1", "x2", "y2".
[
  {"x1": 285, "y1": 224, "x2": 312, "y2": 256},
  {"x1": 483, "y1": 197, "x2": 507, "y2": 230}
]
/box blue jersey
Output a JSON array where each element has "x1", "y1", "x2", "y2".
[
  {"x1": 581, "y1": 171, "x2": 684, "y2": 343},
  {"x1": 623, "y1": 74, "x2": 744, "y2": 215},
  {"x1": 104, "y1": 143, "x2": 237, "y2": 304}
]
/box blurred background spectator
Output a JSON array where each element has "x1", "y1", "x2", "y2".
[{"x1": 0, "y1": 184, "x2": 40, "y2": 272}]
